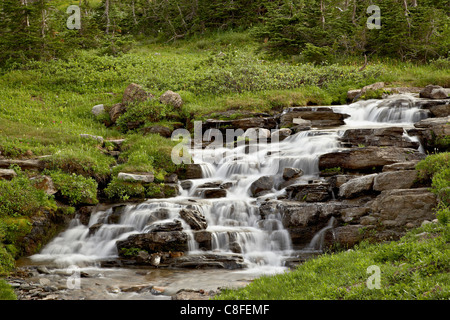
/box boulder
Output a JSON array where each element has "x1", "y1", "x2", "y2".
[
  {"x1": 179, "y1": 209, "x2": 208, "y2": 230},
  {"x1": 327, "y1": 174, "x2": 356, "y2": 189},
  {"x1": 243, "y1": 128, "x2": 271, "y2": 140},
  {"x1": 159, "y1": 90, "x2": 183, "y2": 110},
  {"x1": 271, "y1": 128, "x2": 292, "y2": 142},
  {"x1": 249, "y1": 176, "x2": 274, "y2": 196},
  {"x1": 116, "y1": 231, "x2": 189, "y2": 255},
  {"x1": 109, "y1": 103, "x2": 127, "y2": 123},
  {"x1": 338, "y1": 174, "x2": 377, "y2": 198},
  {"x1": 428, "y1": 104, "x2": 450, "y2": 117},
  {"x1": 419, "y1": 85, "x2": 448, "y2": 99},
  {"x1": 282, "y1": 167, "x2": 303, "y2": 180},
  {"x1": 122, "y1": 83, "x2": 154, "y2": 105},
  {"x1": 370, "y1": 188, "x2": 437, "y2": 228},
  {"x1": 410, "y1": 116, "x2": 450, "y2": 152},
  {"x1": 373, "y1": 170, "x2": 418, "y2": 191},
  {"x1": 339, "y1": 127, "x2": 419, "y2": 149},
  {"x1": 347, "y1": 82, "x2": 385, "y2": 101},
  {"x1": 333, "y1": 225, "x2": 368, "y2": 247},
  {"x1": 146, "y1": 219, "x2": 183, "y2": 233},
  {"x1": 193, "y1": 230, "x2": 212, "y2": 250},
  {"x1": 280, "y1": 107, "x2": 349, "y2": 128},
  {"x1": 178, "y1": 164, "x2": 203, "y2": 180},
  {"x1": 117, "y1": 172, "x2": 154, "y2": 183},
  {"x1": 285, "y1": 182, "x2": 330, "y2": 202},
  {"x1": 30, "y1": 175, "x2": 57, "y2": 195},
  {"x1": 199, "y1": 188, "x2": 227, "y2": 199},
  {"x1": 382, "y1": 160, "x2": 420, "y2": 172},
  {"x1": 143, "y1": 125, "x2": 173, "y2": 138},
  {"x1": 319, "y1": 146, "x2": 426, "y2": 171},
  {"x1": 91, "y1": 104, "x2": 105, "y2": 116},
  {"x1": 0, "y1": 169, "x2": 17, "y2": 180}
]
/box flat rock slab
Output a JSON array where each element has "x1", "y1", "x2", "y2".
[{"x1": 117, "y1": 172, "x2": 154, "y2": 183}]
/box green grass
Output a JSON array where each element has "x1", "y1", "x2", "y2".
[{"x1": 216, "y1": 223, "x2": 450, "y2": 300}]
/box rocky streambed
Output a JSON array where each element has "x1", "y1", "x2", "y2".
[{"x1": 7, "y1": 87, "x2": 450, "y2": 300}]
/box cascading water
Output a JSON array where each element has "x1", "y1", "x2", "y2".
[{"x1": 31, "y1": 93, "x2": 430, "y2": 274}]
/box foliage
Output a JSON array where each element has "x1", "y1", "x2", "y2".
[
  {"x1": 0, "y1": 279, "x2": 16, "y2": 300},
  {"x1": 104, "y1": 177, "x2": 145, "y2": 201},
  {"x1": 216, "y1": 222, "x2": 450, "y2": 300},
  {"x1": 48, "y1": 170, "x2": 99, "y2": 206}
]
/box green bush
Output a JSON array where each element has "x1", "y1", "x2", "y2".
[
  {"x1": 104, "y1": 177, "x2": 145, "y2": 201},
  {"x1": 0, "y1": 279, "x2": 16, "y2": 300},
  {"x1": 0, "y1": 167, "x2": 54, "y2": 218},
  {"x1": 48, "y1": 170, "x2": 99, "y2": 206}
]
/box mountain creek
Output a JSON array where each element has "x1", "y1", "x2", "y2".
[{"x1": 6, "y1": 91, "x2": 450, "y2": 300}]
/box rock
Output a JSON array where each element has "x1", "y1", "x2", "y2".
[
  {"x1": 341, "y1": 207, "x2": 370, "y2": 223},
  {"x1": 243, "y1": 128, "x2": 271, "y2": 140},
  {"x1": 172, "y1": 289, "x2": 216, "y2": 300},
  {"x1": 179, "y1": 209, "x2": 207, "y2": 230},
  {"x1": 327, "y1": 174, "x2": 356, "y2": 189},
  {"x1": 249, "y1": 176, "x2": 274, "y2": 196},
  {"x1": 199, "y1": 188, "x2": 227, "y2": 199},
  {"x1": 143, "y1": 125, "x2": 173, "y2": 138},
  {"x1": 411, "y1": 116, "x2": 450, "y2": 152},
  {"x1": 79, "y1": 134, "x2": 104, "y2": 144},
  {"x1": 146, "y1": 219, "x2": 183, "y2": 232},
  {"x1": 164, "y1": 173, "x2": 178, "y2": 184},
  {"x1": 0, "y1": 159, "x2": 46, "y2": 170},
  {"x1": 117, "y1": 231, "x2": 189, "y2": 255},
  {"x1": 31, "y1": 175, "x2": 58, "y2": 195},
  {"x1": 319, "y1": 146, "x2": 426, "y2": 171},
  {"x1": 280, "y1": 107, "x2": 349, "y2": 128},
  {"x1": 109, "y1": 103, "x2": 127, "y2": 123},
  {"x1": 122, "y1": 83, "x2": 154, "y2": 105},
  {"x1": 167, "y1": 253, "x2": 246, "y2": 270},
  {"x1": 180, "y1": 180, "x2": 193, "y2": 190},
  {"x1": 117, "y1": 172, "x2": 154, "y2": 183},
  {"x1": 88, "y1": 223, "x2": 103, "y2": 235},
  {"x1": 333, "y1": 225, "x2": 367, "y2": 247},
  {"x1": 0, "y1": 169, "x2": 17, "y2": 180},
  {"x1": 193, "y1": 230, "x2": 212, "y2": 250},
  {"x1": 203, "y1": 117, "x2": 277, "y2": 133},
  {"x1": 370, "y1": 188, "x2": 437, "y2": 228},
  {"x1": 160, "y1": 90, "x2": 183, "y2": 110},
  {"x1": 271, "y1": 128, "x2": 292, "y2": 141},
  {"x1": 91, "y1": 104, "x2": 105, "y2": 116},
  {"x1": 420, "y1": 85, "x2": 448, "y2": 99},
  {"x1": 178, "y1": 164, "x2": 203, "y2": 180},
  {"x1": 347, "y1": 82, "x2": 385, "y2": 101},
  {"x1": 382, "y1": 160, "x2": 420, "y2": 172},
  {"x1": 373, "y1": 170, "x2": 418, "y2": 191},
  {"x1": 282, "y1": 167, "x2": 303, "y2": 180},
  {"x1": 339, "y1": 127, "x2": 419, "y2": 149},
  {"x1": 338, "y1": 174, "x2": 377, "y2": 198},
  {"x1": 285, "y1": 182, "x2": 330, "y2": 202},
  {"x1": 429, "y1": 104, "x2": 450, "y2": 117}
]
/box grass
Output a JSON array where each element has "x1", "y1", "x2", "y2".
[{"x1": 216, "y1": 222, "x2": 450, "y2": 300}]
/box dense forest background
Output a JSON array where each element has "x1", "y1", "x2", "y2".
[{"x1": 0, "y1": 0, "x2": 449, "y2": 68}]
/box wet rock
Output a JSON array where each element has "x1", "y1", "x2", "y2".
[
  {"x1": 179, "y1": 209, "x2": 207, "y2": 230},
  {"x1": 122, "y1": 83, "x2": 154, "y2": 105},
  {"x1": 410, "y1": 116, "x2": 450, "y2": 152},
  {"x1": 167, "y1": 253, "x2": 246, "y2": 270},
  {"x1": 282, "y1": 167, "x2": 303, "y2": 180},
  {"x1": 178, "y1": 164, "x2": 203, "y2": 180},
  {"x1": 164, "y1": 173, "x2": 178, "y2": 184},
  {"x1": 0, "y1": 168, "x2": 17, "y2": 180},
  {"x1": 193, "y1": 230, "x2": 212, "y2": 250},
  {"x1": 319, "y1": 146, "x2": 426, "y2": 171},
  {"x1": 203, "y1": 117, "x2": 277, "y2": 133},
  {"x1": 117, "y1": 172, "x2": 154, "y2": 183},
  {"x1": 339, "y1": 127, "x2": 419, "y2": 149},
  {"x1": 428, "y1": 104, "x2": 450, "y2": 117},
  {"x1": 198, "y1": 188, "x2": 227, "y2": 199},
  {"x1": 160, "y1": 90, "x2": 183, "y2": 110},
  {"x1": 116, "y1": 231, "x2": 189, "y2": 255},
  {"x1": 146, "y1": 219, "x2": 183, "y2": 232},
  {"x1": 370, "y1": 188, "x2": 437, "y2": 229},
  {"x1": 180, "y1": 180, "x2": 193, "y2": 190},
  {"x1": 373, "y1": 170, "x2": 418, "y2": 191},
  {"x1": 271, "y1": 128, "x2": 292, "y2": 141},
  {"x1": 88, "y1": 222, "x2": 103, "y2": 235},
  {"x1": 280, "y1": 107, "x2": 350, "y2": 128},
  {"x1": 250, "y1": 176, "x2": 274, "y2": 197},
  {"x1": 285, "y1": 182, "x2": 330, "y2": 202},
  {"x1": 338, "y1": 174, "x2": 377, "y2": 199}
]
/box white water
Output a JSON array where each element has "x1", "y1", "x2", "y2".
[{"x1": 31, "y1": 94, "x2": 429, "y2": 274}]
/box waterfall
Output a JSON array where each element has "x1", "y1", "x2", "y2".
[{"x1": 31, "y1": 94, "x2": 430, "y2": 271}]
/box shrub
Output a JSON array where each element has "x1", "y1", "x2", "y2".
[
  {"x1": 48, "y1": 171, "x2": 99, "y2": 206},
  {"x1": 104, "y1": 177, "x2": 145, "y2": 201}
]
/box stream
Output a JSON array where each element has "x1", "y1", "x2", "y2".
[{"x1": 14, "y1": 94, "x2": 430, "y2": 300}]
